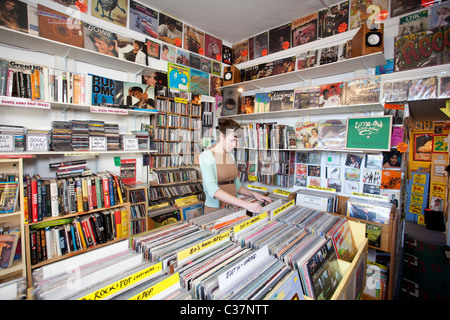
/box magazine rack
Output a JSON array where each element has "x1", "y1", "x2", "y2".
[
  {"x1": 335, "y1": 195, "x2": 400, "y2": 300},
  {"x1": 0, "y1": 158, "x2": 26, "y2": 284}
]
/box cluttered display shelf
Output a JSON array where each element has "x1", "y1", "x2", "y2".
[
  {"x1": 0, "y1": 158, "x2": 26, "y2": 283},
  {"x1": 24, "y1": 202, "x2": 131, "y2": 286},
  {"x1": 0, "y1": 26, "x2": 158, "y2": 75},
  {"x1": 222, "y1": 52, "x2": 386, "y2": 91},
  {"x1": 0, "y1": 150, "x2": 158, "y2": 157},
  {"x1": 0, "y1": 98, "x2": 160, "y2": 117},
  {"x1": 221, "y1": 102, "x2": 384, "y2": 120}
]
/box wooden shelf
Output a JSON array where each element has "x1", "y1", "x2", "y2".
[
  {"x1": 0, "y1": 26, "x2": 157, "y2": 75},
  {"x1": 222, "y1": 52, "x2": 386, "y2": 91}
]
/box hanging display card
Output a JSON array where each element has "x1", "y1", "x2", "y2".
[
  {"x1": 405, "y1": 171, "x2": 429, "y2": 223},
  {"x1": 345, "y1": 115, "x2": 393, "y2": 151}
]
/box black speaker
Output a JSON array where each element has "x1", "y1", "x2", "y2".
[{"x1": 222, "y1": 88, "x2": 240, "y2": 116}]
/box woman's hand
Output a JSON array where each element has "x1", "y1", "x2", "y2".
[
  {"x1": 252, "y1": 192, "x2": 272, "y2": 204},
  {"x1": 245, "y1": 201, "x2": 263, "y2": 214}
]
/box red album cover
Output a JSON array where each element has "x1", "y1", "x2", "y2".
[
  {"x1": 292, "y1": 13, "x2": 318, "y2": 47},
  {"x1": 204, "y1": 33, "x2": 222, "y2": 61}
]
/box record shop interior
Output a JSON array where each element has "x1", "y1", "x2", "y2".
[{"x1": 0, "y1": 0, "x2": 450, "y2": 302}]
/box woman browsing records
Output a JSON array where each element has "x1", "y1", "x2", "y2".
[{"x1": 199, "y1": 118, "x2": 272, "y2": 214}]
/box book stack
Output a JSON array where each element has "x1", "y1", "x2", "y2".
[
  {"x1": 105, "y1": 123, "x2": 120, "y2": 151},
  {"x1": 51, "y1": 121, "x2": 72, "y2": 151},
  {"x1": 71, "y1": 120, "x2": 89, "y2": 151},
  {"x1": 51, "y1": 159, "x2": 90, "y2": 179},
  {"x1": 25, "y1": 170, "x2": 125, "y2": 222},
  {"x1": 28, "y1": 205, "x2": 129, "y2": 266}
]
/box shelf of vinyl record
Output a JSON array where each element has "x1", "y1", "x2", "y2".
[
  {"x1": 0, "y1": 26, "x2": 158, "y2": 76},
  {"x1": 220, "y1": 102, "x2": 385, "y2": 120},
  {"x1": 125, "y1": 198, "x2": 369, "y2": 301},
  {"x1": 222, "y1": 52, "x2": 386, "y2": 91},
  {"x1": 0, "y1": 158, "x2": 26, "y2": 283}
]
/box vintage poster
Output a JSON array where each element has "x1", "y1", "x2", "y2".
[{"x1": 168, "y1": 63, "x2": 190, "y2": 92}]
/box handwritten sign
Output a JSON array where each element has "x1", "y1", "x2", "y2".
[
  {"x1": 272, "y1": 199, "x2": 295, "y2": 218},
  {"x1": 90, "y1": 106, "x2": 128, "y2": 115},
  {"x1": 0, "y1": 97, "x2": 50, "y2": 109},
  {"x1": 80, "y1": 263, "x2": 163, "y2": 300},
  {"x1": 123, "y1": 138, "x2": 139, "y2": 151},
  {"x1": 233, "y1": 211, "x2": 268, "y2": 237},
  {"x1": 345, "y1": 115, "x2": 393, "y2": 151},
  {"x1": 26, "y1": 135, "x2": 49, "y2": 151},
  {"x1": 129, "y1": 272, "x2": 180, "y2": 300},
  {"x1": 177, "y1": 231, "x2": 230, "y2": 264},
  {"x1": 247, "y1": 184, "x2": 267, "y2": 191},
  {"x1": 0, "y1": 134, "x2": 14, "y2": 152},
  {"x1": 89, "y1": 137, "x2": 107, "y2": 151}
]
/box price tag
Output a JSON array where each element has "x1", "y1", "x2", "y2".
[
  {"x1": 89, "y1": 137, "x2": 107, "y2": 151},
  {"x1": 175, "y1": 97, "x2": 188, "y2": 104},
  {"x1": 26, "y1": 135, "x2": 49, "y2": 151},
  {"x1": 273, "y1": 189, "x2": 291, "y2": 197},
  {"x1": 307, "y1": 185, "x2": 336, "y2": 192},
  {"x1": 177, "y1": 231, "x2": 230, "y2": 263},
  {"x1": 129, "y1": 272, "x2": 180, "y2": 300},
  {"x1": 272, "y1": 199, "x2": 295, "y2": 218},
  {"x1": 123, "y1": 138, "x2": 139, "y2": 151},
  {"x1": 0, "y1": 134, "x2": 14, "y2": 152},
  {"x1": 248, "y1": 175, "x2": 258, "y2": 182},
  {"x1": 233, "y1": 211, "x2": 268, "y2": 235},
  {"x1": 247, "y1": 184, "x2": 267, "y2": 191}
]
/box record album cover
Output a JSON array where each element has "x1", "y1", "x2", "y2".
[
  {"x1": 269, "y1": 23, "x2": 291, "y2": 54},
  {"x1": 270, "y1": 90, "x2": 294, "y2": 111},
  {"x1": 38, "y1": 5, "x2": 84, "y2": 48},
  {"x1": 83, "y1": 22, "x2": 118, "y2": 57},
  {"x1": 292, "y1": 13, "x2": 318, "y2": 47},
  {"x1": 91, "y1": 0, "x2": 128, "y2": 27},
  {"x1": 129, "y1": 0, "x2": 158, "y2": 38},
  {"x1": 158, "y1": 13, "x2": 183, "y2": 47},
  {"x1": 318, "y1": 1, "x2": 349, "y2": 38},
  {"x1": 205, "y1": 33, "x2": 222, "y2": 61},
  {"x1": 184, "y1": 25, "x2": 205, "y2": 55}
]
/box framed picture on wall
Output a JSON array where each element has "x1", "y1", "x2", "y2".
[
  {"x1": 345, "y1": 115, "x2": 393, "y2": 151},
  {"x1": 413, "y1": 133, "x2": 433, "y2": 161}
]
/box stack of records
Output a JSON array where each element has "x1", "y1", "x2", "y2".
[
  {"x1": 130, "y1": 221, "x2": 212, "y2": 271},
  {"x1": 295, "y1": 189, "x2": 338, "y2": 213},
  {"x1": 50, "y1": 121, "x2": 72, "y2": 151},
  {"x1": 71, "y1": 120, "x2": 89, "y2": 151},
  {"x1": 220, "y1": 195, "x2": 282, "y2": 215},
  {"x1": 275, "y1": 205, "x2": 357, "y2": 262},
  {"x1": 105, "y1": 123, "x2": 120, "y2": 151},
  {"x1": 88, "y1": 120, "x2": 105, "y2": 137},
  {"x1": 0, "y1": 124, "x2": 26, "y2": 151},
  {"x1": 189, "y1": 207, "x2": 251, "y2": 234},
  {"x1": 347, "y1": 197, "x2": 392, "y2": 224}
]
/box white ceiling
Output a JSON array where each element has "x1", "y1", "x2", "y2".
[{"x1": 141, "y1": 0, "x2": 344, "y2": 44}]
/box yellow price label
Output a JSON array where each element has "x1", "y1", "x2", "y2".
[
  {"x1": 413, "y1": 174, "x2": 426, "y2": 184},
  {"x1": 273, "y1": 189, "x2": 291, "y2": 196},
  {"x1": 175, "y1": 195, "x2": 198, "y2": 205},
  {"x1": 308, "y1": 185, "x2": 336, "y2": 192},
  {"x1": 148, "y1": 202, "x2": 170, "y2": 210},
  {"x1": 247, "y1": 184, "x2": 267, "y2": 191},
  {"x1": 234, "y1": 211, "x2": 268, "y2": 234},
  {"x1": 248, "y1": 175, "x2": 258, "y2": 182},
  {"x1": 129, "y1": 272, "x2": 180, "y2": 300},
  {"x1": 177, "y1": 231, "x2": 230, "y2": 262},
  {"x1": 175, "y1": 97, "x2": 188, "y2": 104},
  {"x1": 272, "y1": 199, "x2": 295, "y2": 218}
]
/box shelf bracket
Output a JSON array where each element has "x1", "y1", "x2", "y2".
[
  {"x1": 293, "y1": 73, "x2": 308, "y2": 86},
  {"x1": 361, "y1": 59, "x2": 371, "y2": 77}
]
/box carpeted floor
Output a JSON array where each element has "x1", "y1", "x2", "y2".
[{"x1": 400, "y1": 234, "x2": 450, "y2": 300}]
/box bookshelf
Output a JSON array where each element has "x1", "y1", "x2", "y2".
[
  {"x1": 0, "y1": 158, "x2": 26, "y2": 284},
  {"x1": 123, "y1": 183, "x2": 149, "y2": 236},
  {"x1": 24, "y1": 202, "x2": 131, "y2": 288}
]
